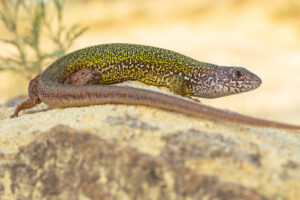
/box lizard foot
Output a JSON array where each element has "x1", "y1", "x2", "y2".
[
  {"x1": 11, "y1": 98, "x2": 41, "y2": 118},
  {"x1": 186, "y1": 95, "x2": 202, "y2": 103},
  {"x1": 11, "y1": 74, "x2": 41, "y2": 118}
]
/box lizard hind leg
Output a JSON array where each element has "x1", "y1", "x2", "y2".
[
  {"x1": 11, "y1": 69, "x2": 100, "y2": 118},
  {"x1": 64, "y1": 69, "x2": 101, "y2": 85},
  {"x1": 11, "y1": 74, "x2": 42, "y2": 118}
]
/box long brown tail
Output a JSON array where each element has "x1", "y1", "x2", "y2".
[{"x1": 38, "y1": 80, "x2": 300, "y2": 130}]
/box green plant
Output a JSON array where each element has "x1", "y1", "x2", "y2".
[{"x1": 0, "y1": 0, "x2": 87, "y2": 80}]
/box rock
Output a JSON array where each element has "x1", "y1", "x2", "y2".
[
  {"x1": 0, "y1": 85, "x2": 300, "y2": 199},
  {"x1": 0, "y1": 125, "x2": 267, "y2": 200}
]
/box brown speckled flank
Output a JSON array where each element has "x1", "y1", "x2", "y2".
[{"x1": 11, "y1": 43, "x2": 300, "y2": 130}]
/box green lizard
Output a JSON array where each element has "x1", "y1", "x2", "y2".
[{"x1": 11, "y1": 43, "x2": 300, "y2": 130}]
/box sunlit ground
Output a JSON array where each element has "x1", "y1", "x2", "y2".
[{"x1": 1, "y1": 0, "x2": 300, "y2": 124}]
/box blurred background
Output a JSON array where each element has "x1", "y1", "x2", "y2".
[{"x1": 1, "y1": 0, "x2": 300, "y2": 124}]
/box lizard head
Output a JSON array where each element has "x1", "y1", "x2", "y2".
[{"x1": 189, "y1": 66, "x2": 262, "y2": 98}]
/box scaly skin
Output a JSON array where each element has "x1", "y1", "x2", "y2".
[
  {"x1": 37, "y1": 43, "x2": 262, "y2": 98},
  {"x1": 11, "y1": 43, "x2": 300, "y2": 130}
]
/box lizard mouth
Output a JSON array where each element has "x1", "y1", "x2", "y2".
[
  {"x1": 245, "y1": 73, "x2": 261, "y2": 87},
  {"x1": 249, "y1": 72, "x2": 262, "y2": 89},
  {"x1": 247, "y1": 68, "x2": 262, "y2": 85}
]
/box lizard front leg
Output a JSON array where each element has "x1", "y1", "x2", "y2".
[
  {"x1": 167, "y1": 75, "x2": 190, "y2": 96},
  {"x1": 167, "y1": 75, "x2": 202, "y2": 102}
]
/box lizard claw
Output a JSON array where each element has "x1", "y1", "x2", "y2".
[{"x1": 186, "y1": 95, "x2": 202, "y2": 103}]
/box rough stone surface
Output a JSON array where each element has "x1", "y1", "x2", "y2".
[
  {"x1": 0, "y1": 84, "x2": 300, "y2": 199},
  {"x1": 0, "y1": 126, "x2": 268, "y2": 200}
]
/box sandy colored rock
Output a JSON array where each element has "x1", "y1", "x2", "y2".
[
  {"x1": 0, "y1": 87, "x2": 300, "y2": 199},
  {"x1": 0, "y1": 125, "x2": 267, "y2": 200}
]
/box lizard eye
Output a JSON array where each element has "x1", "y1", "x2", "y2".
[{"x1": 233, "y1": 70, "x2": 242, "y2": 78}]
